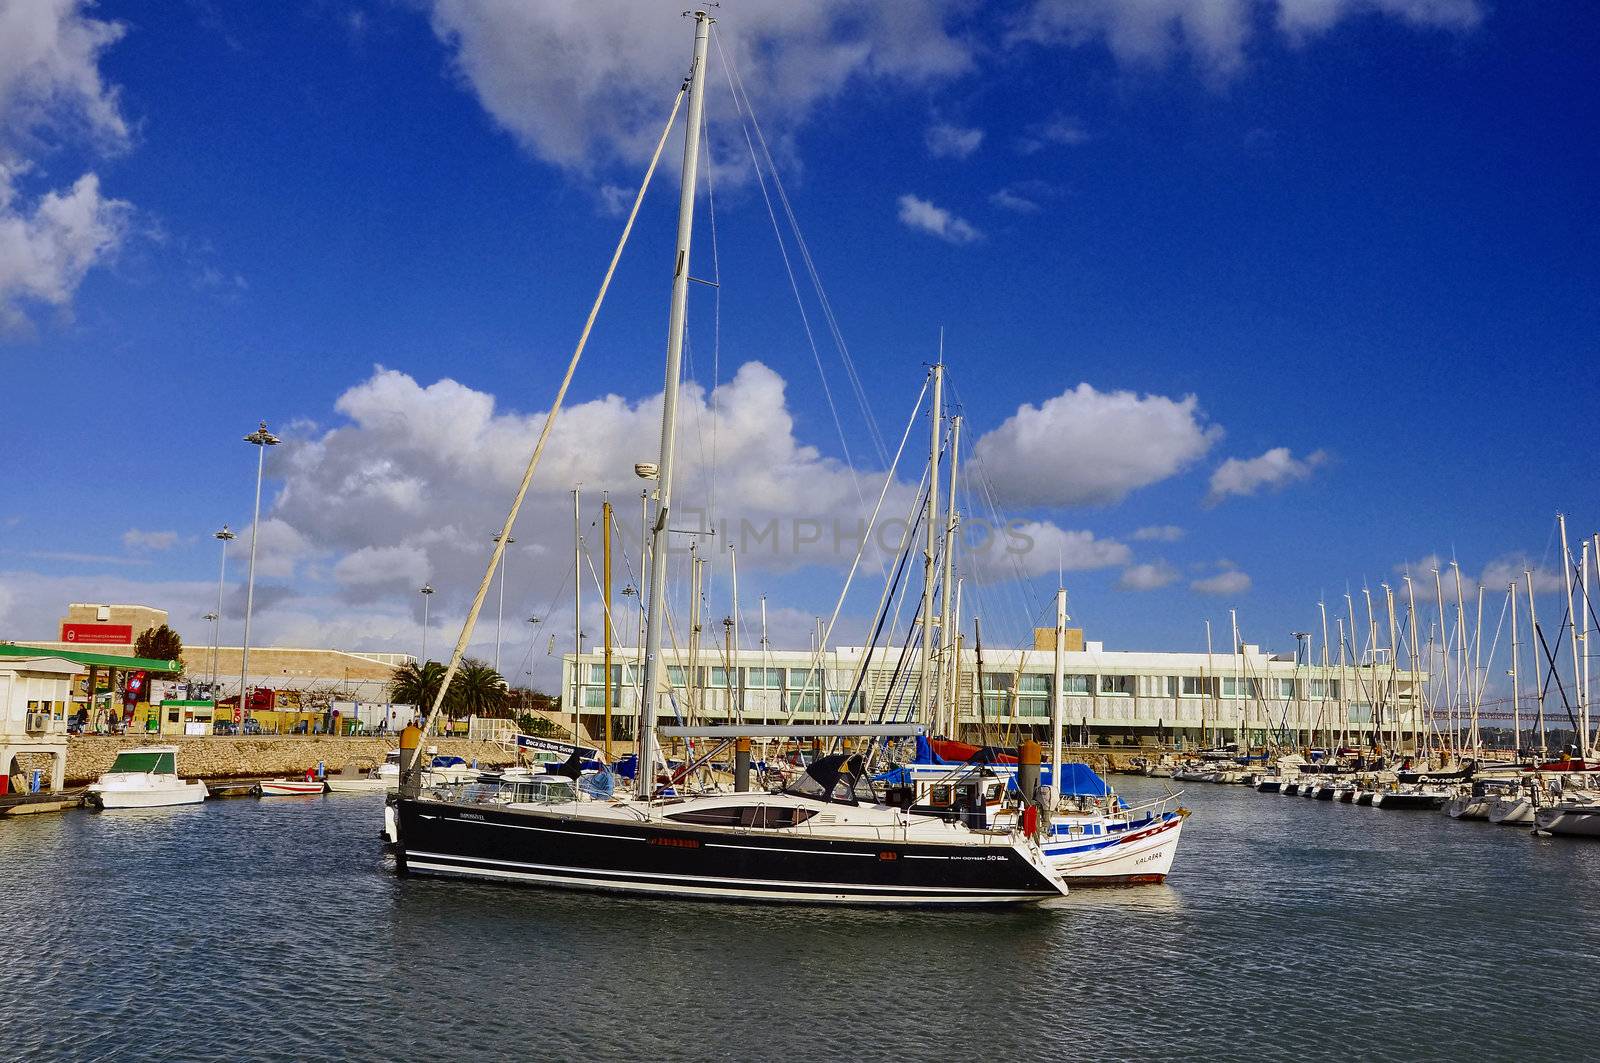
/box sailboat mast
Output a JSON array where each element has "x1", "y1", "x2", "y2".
[
  {"x1": 1051, "y1": 586, "x2": 1066, "y2": 808},
  {"x1": 1404, "y1": 576, "x2": 1422, "y2": 759},
  {"x1": 636, "y1": 9, "x2": 713, "y2": 799},
  {"x1": 1204, "y1": 619, "x2": 1214, "y2": 748},
  {"x1": 919, "y1": 359, "x2": 944, "y2": 730},
  {"x1": 1384, "y1": 584, "x2": 1400, "y2": 751},
  {"x1": 1230, "y1": 609, "x2": 1241, "y2": 748},
  {"x1": 602, "y1": 497, "x2": 614, "y2": 760},
  {"x1": 1526, "y1": 571, "x2": 1547, "y2": 755},
  {"x1": 573, "y1": 484, "x2": 583, "y2": 739},
  {"x1": 1510, "y1": 579, "x2": 1521, "y2": 759},
  {"x1": 936, "y1": 414, "x2": 961, "y2": 736},
  {"x1": 1318, "y1": 601, "x2": 1331, "y2": 752}
]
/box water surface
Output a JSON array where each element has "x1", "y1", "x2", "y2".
[{"x1": 4, "y1": 779, "x2": 1597, "y2": 1062}]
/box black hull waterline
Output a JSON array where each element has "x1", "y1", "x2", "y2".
[{"x1": 395, "y1": 798, "x2": 1063, "y2": 906}]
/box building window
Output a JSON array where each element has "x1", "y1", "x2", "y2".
[
  {"x1": 1309, "y1": 678, "x2": 1340, "y2": 699},
  {"x1": 697, "y1": 666, "x2": 732, "y2": 689},
  {"x1": 785, "y1": 690, "x2": 820, "y2": 714},
  {"x1": 788, "y1": 667, "x2": 822, "y2": 692},
  {"x1": 980, "y1": 672, "x2": 1014, "y2": 693},
  {"x1": 744, "y1": 667, "x2": 783, "y2": 690},
  {"x1": 1099, "y1": 674, "x2": 1133, "y2": 696},
  {"x1": 666, "y1": 665, "x2": 688, "y2": 688},
  {"x1": 1017, "y1": 673, "x2": 1050, "y2": 695},
  {"x1": 1061, "y1": 674, "x2": 1091, "y2": 695},
  {"x1": 1181, "y1": 676, "x2": 1213, "y2": 697},
  {"x1": 1017, "y1": 696, "x2": 1049, "y2": 718},
  {"x1": 1277, "y1": 678, "x2": 1297, "y2": 699}
]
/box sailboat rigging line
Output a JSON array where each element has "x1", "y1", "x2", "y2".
[
  {"x1": 833, "y1": 474, "x2": 930, "y2": 735},
  {"x1": 782, "y1": 384, "x2": 933, "y2": 724},
  {"x1": 408, "y1": 86, "x2": 687, "y2": 754},
  {"x1": 1534, "y1": 620, "x2": 1579, "y2": 727},
  {"x1": 712, "y1": 29, "x2": 888, "y2": 476}
]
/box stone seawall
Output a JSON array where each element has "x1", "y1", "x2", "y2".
[{"x1": 65, "y1": 736, "x2": 516, "y2": 785}]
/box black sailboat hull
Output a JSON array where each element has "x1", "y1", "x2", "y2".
[{"x1": 396, "y1": 798, "x2": 1062, "y2": 906}]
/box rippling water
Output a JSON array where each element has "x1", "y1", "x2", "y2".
[{"x1": 4, "y1": 779, "x2": 1599, "y2": 1062}]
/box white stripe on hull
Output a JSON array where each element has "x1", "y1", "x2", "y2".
[{"x1": 403, "y1": 852, "x2": 1048, "y2": 905}]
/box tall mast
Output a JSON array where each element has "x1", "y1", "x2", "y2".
[
  {"x1": 573, "y1": 483, "x2": 583, "y2": 739},
  {"x1": 1581, "y1": 539, "x2": 1593, "y2": 755},
  {"x1": 1404, "y1": 577, "x2": 1422, "y2": 759},
  {"x1": 919, "y1": 358, "x2": 944, "y2": 730},
  {"x1": 1526, "y1": 571, "x2": 1547, "y2": 755},
  {"x1": 1336, "y1": 616, "x2": 1348, "y2": 749},
  {"x1": 947, "y1": 576, "x2": 964, "y2": 730},
  {"x1": 636, "y1": 10, "x2": 713, "y2": 799},
  {"x1": 1204, "y1": 619, "x2": 1214, "y2": 748},
  {"x1": 1471, "y1": 582, "x2": 1484, "y2": 755},
  {"x1": 602, "y1": 496, "x2": 614, "y2": 760},
  {"x1": 1431, "y1": 568, "x2": 1451, "y2": 757},
  {"x1": 1230, "y1": 609, "x2": 1241, "y2": 747},
  {"x1": 1051, "y1": 586, "x2": 1066, "y2": 808},
  {"x1": 1318, "y1": 601, "x2": 1331, "y2": 752},
  {"x1": 1510, "y1": 580, "x2": 1521, "y2": 759},
  {"x1": 1383, "y1": 584, "x2": 1399, "y2": 750},
  {"x1": 1559, "y1": 514, "x2": 1582, "y2": 757},
  {"x1": 936, "y1": 414, "x2": 962, "y2": 736}
]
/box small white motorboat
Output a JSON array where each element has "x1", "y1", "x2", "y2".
[
  {"x1": 86, "y1": 746, "x2": 208, "y2": 809},
  {"x1": 256, "y1": 778, "x2": 326, "y2": 797},
  {"x1": 325, "y1": 761, "x2": 386, "y2": 793}
]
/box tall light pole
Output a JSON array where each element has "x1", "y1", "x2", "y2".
[
  {"x1": 211, "y1": 524, "x2": 235, "y2": 697},
  {"x1": 492, "y1": 533, "x2": 515, "y2": 673},
  {"x1": 240, "y1": 422, "x2": 279, "y2": 725},
  {"x1": 420, "y1": 584, "x2": 435, "y2": 663}
]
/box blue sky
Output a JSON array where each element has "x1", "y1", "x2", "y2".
[{"x1": 1, "y1": 0, "x2": 1595, "y2": 688}]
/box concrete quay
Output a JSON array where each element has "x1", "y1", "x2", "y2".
[{"x1": 63, "y1": 734, "x2": 516, "y2": 786}]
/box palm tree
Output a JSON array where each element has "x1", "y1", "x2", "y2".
[
  {"x1": 389, "y1": 660, "x2": 447, "y2": 711},
  {"x1": 453, "y1": 659, "x2": 510, "y2": 718}
]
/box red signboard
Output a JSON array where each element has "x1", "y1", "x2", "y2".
[{"x1": 61, "y1": 623, "x2": 134, "y2": 645}]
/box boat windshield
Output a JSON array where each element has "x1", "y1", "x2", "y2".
[
  {"x1": 783, "y1": 752, "x2": 876, "y2": 806},
  {"x1": 109, "y1": 751, "x2": 175, "y2": 775}
]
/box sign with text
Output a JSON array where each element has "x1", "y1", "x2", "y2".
[{"x1": 61, "y1": 622, "x2": 133, "y2": 645}]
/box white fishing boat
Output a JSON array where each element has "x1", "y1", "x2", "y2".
[
  {"x1": 86, "y1": 746, "x2": 208, "y2": 809},
  {"x1": 256, "y1": 778, "x2": 326, "y2": 796},
  {"x1": 377, "y1": 749, "x2": 480, "y2": 791},
  {"x1": 326, "y1": 761, "x2": 386, "y2": 793}
]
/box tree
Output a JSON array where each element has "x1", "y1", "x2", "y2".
[
  {"x1": 135, "y1": 625, "x2": 183, "y2": 665},
  {"x1": 389, "y1": 660, "x2": 447, "y2": 712},
  {"x1": 517, "y1": 713, "x2": 567, "y2": 739},
  {"x1": 454, "y1": 659, "x2": 510, "y2": 718},
  {"x1": 388, "y1": 658, "x2": 509, "y2": 719}
]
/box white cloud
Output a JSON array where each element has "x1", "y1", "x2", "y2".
[
  {"x1": 1206, "y1": 446, "x2": 1327, "y2": 505},
  {"x1": 1016, "y1": 114, "x2": 1090, "y2": 154},
  {"x1": 1395, "y1": 553, "x2": 1568, "y2": 601},
  {"x1": 968, "y1": 521, "x2": 1130, "y2": 582},
  {"x1": 1118, "y1": 560, "x2": 1179, "y2": 591},
  {"x1": 1132, "y1": 524, "x2": 1185, "y2": 542},
  {"x1": 989, "y1": 187, "x2": 1041, "y2": 213},
  {"x1": 1192, "y1": 568, "x2": 1252, "y2": 595},
  {"x1": 896, "y1": 193, "x2": 982, "y2": 244},
  {"x1": 925, "y1": 122, "x2": 983, "y2": 159},
  {"x1": 334, "y1": 545, "x2": 432, "y2": 604},
  {"x1": 0, "y1": 0, "x2": 131, "y2": 332},
  {"x1": 122, "y1": 528, "x2": 180, "y2": 551},
  {"x1": 972, "y1": 383, "x2": 1222, "y2": 508},
  {"x1": 426, "y1": 1, "x2": 972, "y2": 173},
  {"x1": 1008, "y1": 0, "x2": 1482, "y2": 78}
]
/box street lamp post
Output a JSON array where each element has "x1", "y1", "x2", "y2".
[
  {"x1": 492, "y1": 533, "x2": 515, "y2": 673},
  {"x1": 211, "y1": 524, "x2": 235, "y2": 697},
  {"x1": 420, "y1": 584, "x2": 435, "y2": 663},
  {"x1": 240, "y1": 423, "x2": 279, "y2": 725}
]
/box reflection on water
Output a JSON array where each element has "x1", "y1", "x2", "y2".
[{"x1": 4, "y1": 778, "x2": 1600, "y2": 1061}]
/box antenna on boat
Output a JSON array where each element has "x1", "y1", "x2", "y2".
[{"x1": 637, "y1": 9, "x2": 714, "y2": 800}]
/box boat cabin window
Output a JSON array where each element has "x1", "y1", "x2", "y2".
[
  {"x1": 109, "y1": 751, "x2": 175, "y2": 774},
  {"x1": 665, "y1": 805, "x2": 817, "y2": 828},
  {"x1": 929, "y1": 785, "x2": 952, "y2": 808}
]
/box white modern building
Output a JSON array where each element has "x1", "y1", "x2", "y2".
[{"x1": 560, "y1": 632, "x2": 1429, "y2": 750}]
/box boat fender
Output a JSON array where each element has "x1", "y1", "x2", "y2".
[{"x1": 1023, "y1": 805, "x2": 1039, "y2": 837}]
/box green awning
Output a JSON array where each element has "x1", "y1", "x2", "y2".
[{"x1": 0, "y1": 643, "x2": 181, "y2": 673}]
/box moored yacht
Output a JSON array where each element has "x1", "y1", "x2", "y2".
[{"x1": 86, "y1": 746, "x2": 208, "y2": 809}]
